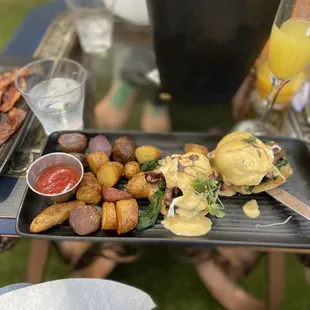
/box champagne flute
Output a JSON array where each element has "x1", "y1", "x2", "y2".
[{"x1": 235, "y1": 0, "x2": 310, "y2": 135}]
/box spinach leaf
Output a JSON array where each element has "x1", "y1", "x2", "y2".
[
  {"x1": 276, "y1": 157, "x2": 289, "y2": 170},
  {"x1": 246, "y1": 185, "x2": 254, "y2": 193},
  {"x1": 136, "y1": 189, "x2": 164, "y2": 231},
  {"x1": 140, "y1": 159, "x2": 159, "y2": 171}
]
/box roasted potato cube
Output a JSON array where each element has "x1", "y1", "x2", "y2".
[
  {"x1": 87, "y1": 152, "x2": 110, "y2": 174},
  {"x1": 58, "y1": 133, "x2": 87, "y2": 153},
  {"x1": 112, "y1": 136, "x2": 137, "y2": 164},
  {"x1": 184, "y1": 144, "x2": 208, "y2": 156},
  {"x1": 76, "y1": 172, "x2": 102, "y2": 204},
  {"x1": 135, "y1": 145, "x2": 161, "y2": 164},
  {"x1": 97, "y1": 162, "x2": 123, "y2": 187},
  {"x1": 126, "y1": 172, "x2": 152, "y2": 199},
  {"x1": 124, "y1": 161, "x2": 140, "y2": 180},
  {"x1": 30, "y1": 200, "x2": 86, "y2": 233},
  {"x1": 102, "y1": 187, "x2": 133, "y2": 203},
  {"x1": 69, "y1": 204, "x2": 101, "y2": 235},
  {"x1": 116, "y1": 199, "x2": 139, "y2": 234},
  {"x1": 102, "y1": 202, "x2": 117, "y2": 230}
]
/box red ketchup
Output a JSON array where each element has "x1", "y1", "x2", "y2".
[{"x1": 35, "y1": 164, "x2": 79, "y2": 195}]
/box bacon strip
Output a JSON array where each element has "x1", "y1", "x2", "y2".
[
  {"x1": 0, "y1": 79, "x2": 25, "y2": 113},
  {"x1": 0, "y1": 88, "x2": 5, "y2": 102},
  {"x1": 0, "y1": 108, "x2": 27, "y2": 146},
  {"x1": 0, "y1": 68, "x2": 27, "y2": 90},
  {"x1": 0, "y1": 71, "x2": 15, "y2": 91}
]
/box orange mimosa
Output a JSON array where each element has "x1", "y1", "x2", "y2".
[
  {"x1": 257, "y1": 62, "x2": 306, "y2": 103},
  {"x1": 268, "y1": 19, "x2": 310, "y2": 80}
]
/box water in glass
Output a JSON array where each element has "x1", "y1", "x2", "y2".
[
  {"x1": 75, "y1": 12, "x2": 113, "y2": 54},
  {"x1": 29, "y1": 77, "x2": 84, "y2": 134}
]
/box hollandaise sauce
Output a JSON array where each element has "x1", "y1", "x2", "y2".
[
  {"x1": 159, "y1": 152, "x2": 216, "y2": 236},
  {"x1": 242, "y1": 199, "x2": 260, "y2": 219},
  {"x1": 162, "y1": 216, "x2": 212, "y2": 236},
  {"x1": 214, "y1": 132, "x2": 274, "y2": 187}
]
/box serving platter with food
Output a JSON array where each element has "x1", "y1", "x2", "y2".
[
  {"x1": 0, "y1": 66, "x2": 32, "y2": 174},
  {"x1": 16, "y1": 130, "x2": 310, "y2": 248}
]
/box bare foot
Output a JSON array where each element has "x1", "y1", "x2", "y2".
[
  {"x1": 215, "y1": 247, "x2": 261, "y2": 281},
  {"x1": 57, "y1": 241, "x2": 93, "y2": 264},
  {"x1": 95, "y1": 80, "x2": 138, "y2": 129},
  {"x1": 71, "y1": 256, "x2": 117, "y2": 279},
  {"x1": 60, "y1": 242, "x2": 140, "y2": 279},
  {"x1": 140, "y1": 102, "x2": 171, "y2": 132}
]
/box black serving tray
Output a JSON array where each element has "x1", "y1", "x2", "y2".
[
  {"x1": 16, "y1": 130, "x2": 310, "y2": 249},
  {"x1": 0, "y1": 57, "x2": 34, "y2": 174}
]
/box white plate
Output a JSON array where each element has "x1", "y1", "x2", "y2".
[{"x1": 0, "y1": 279, "x2": 155, "y2": 310}]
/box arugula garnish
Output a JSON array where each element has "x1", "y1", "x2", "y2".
[
  {"x1": 276, "y1": 157, "x2": 289, "y2": 170},
  {"x1": 246, "y1": 185, "x2": 254, "y2": 193},
  {"x1": 140, "y1": 159, "x2": 159, "y2": 171},
  {"x1": 191, "y1": 173, "x2": 226, "y2": 218}
]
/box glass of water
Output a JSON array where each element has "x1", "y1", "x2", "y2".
[
  {"x1": 15, "y1": 58, "x2": 87, "y2": 135},
  {"x1": 66, "y1": 0, "x2": 114, "y2": 55}
]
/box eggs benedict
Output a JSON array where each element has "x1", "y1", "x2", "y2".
[
  {"x1": 212, "y1": 132, "x2": 292, "y2": 195},
  {"x1": 159, "y1": 152, "x2": 222, "y2": 236}
]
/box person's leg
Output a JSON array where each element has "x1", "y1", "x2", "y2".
[
  {"x1": 141, "y1": 101, "x2": 171, "y2": 132},
  {"x1": 94, "y1": 45, "x2": 172, "y2": 131},
  {"x1": 140, "y1": 88, "x2": 171, "y2": 132},
  {"x1": 94, "y1": 79, "x2": 138, "y2": 129}
]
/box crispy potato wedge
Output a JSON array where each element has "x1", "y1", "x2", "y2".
[
  {"x1": 102, "y1": 202, "x2": 117, "y2": 230},
  {"x1": 97, "y1": 161, "x2": 123, "y2": 187},
  {"x1": 102, "y1": 186, "x2": 133, "y2": 203},
  {"x1": 69, "y1": 204, "x2": 101, "y2": 235},
  {"x1": 87, "y1": 152, "x2": 110, "y2": 174},
  {"x1": 76, "y1": 172, "x2": 102, "y2": 204},
  {"x1": 124, "y1": 161, "x2": 140, "y2": 180},
  {"x1": 112, "y1": 136, "x2": 137, "y2": 164},
  {"x1": 135, "y1": 145, "x2": 161, "y2": 164},
  {"x1": 30, "y1": 200, "x2": 85, "y2": 233},
  {"x1": 126, "y1": 172, "x2": 153, "y2": 199},
  {"x1": 184, "y1": 143, "x2": 208, "y2": 156},
  {"x1": 116, "y1": 199, "x2": 139, "y2": 234}
]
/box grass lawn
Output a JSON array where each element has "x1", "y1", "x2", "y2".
[
  {"x1": 0, "y1": 1, "x2": 309, "y2": 309},
  {"x1": 0, "y1": 0, "x2": 49, "y2": 50},
  {"x1": 0, "y1": 240, "x2": 309, "y2": 310}
]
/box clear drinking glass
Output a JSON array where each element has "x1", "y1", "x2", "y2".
[
  {"x1": 249, "y1": 0, "x2": 310, "y2": 135},
  {"x1": 66, "y1": 0, "x2": 114, "y2": 55},
  {"x1": 15, "y1": 58, "x2": 87, "y2": 135}
]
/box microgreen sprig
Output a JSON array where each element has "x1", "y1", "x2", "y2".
[{"x1": 191, "y1": 172, "x2": 226, "y2": 218}]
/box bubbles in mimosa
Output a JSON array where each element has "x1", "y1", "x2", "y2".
[{"x1": 268, "y1": 19, "x2": 310, "y2": 80}]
